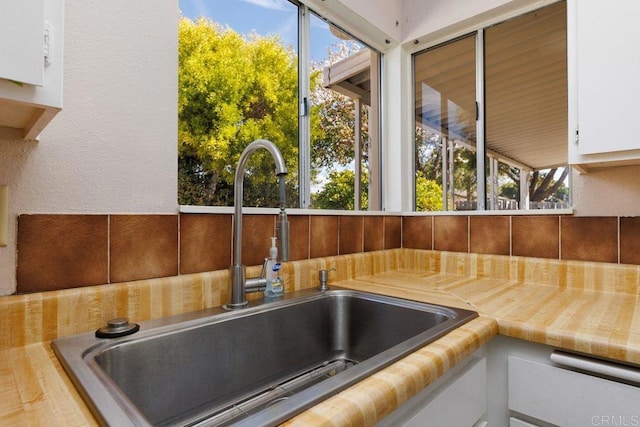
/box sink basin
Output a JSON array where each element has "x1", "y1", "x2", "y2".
[{"x1": 52, "y1": 288, "x2": 477, "y2": 426}]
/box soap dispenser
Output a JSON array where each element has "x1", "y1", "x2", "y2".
[{"x1": 264, "y1": 237, "x2": 283, "y2": 297}]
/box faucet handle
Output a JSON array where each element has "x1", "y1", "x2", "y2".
[{"x1": 318, "y1": 268, "x2": 336, "y2": 291}]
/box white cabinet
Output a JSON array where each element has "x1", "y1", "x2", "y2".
[
  {"x1": 0, "y1": 0, "x2": 63, "y2": 140},
  {"x1": 376, "y1": 336, "x2": 640, "y2": 427},
  {"x1": 379, "y1": 356, "x2": 487, "y2": 427},
  {"x1": 509, "y1": 353, "x2": 640, "y2": 426},
  {"x1": 0, "y1": 0, "x2": 45, "y2": 86},
  {"x1": 568, "y1": 0, "x2": 640, "y2": 169}
]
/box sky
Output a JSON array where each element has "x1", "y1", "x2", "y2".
[{"x1": 178, "y1": 0, "x2": 342, "y2": 62}]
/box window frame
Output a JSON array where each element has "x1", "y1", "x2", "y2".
[
  {"x1": 409, "y1": 1, "x2": 572, "y2": 214},
  {"x1": 177, "y1": 0, "x2": 383, "y2": 212}
]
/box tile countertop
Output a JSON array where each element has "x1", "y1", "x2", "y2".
[{"x1": 2, "y1": 249, "x2": 640, "y2": 426}]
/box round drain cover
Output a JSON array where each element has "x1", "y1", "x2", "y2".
[{"x1": 95, "y1": 317, "x2": 140, "y2": 338}]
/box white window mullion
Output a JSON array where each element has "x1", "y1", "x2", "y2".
[
  {"x1": 354, "y1": 98, "x2": 362, "y2": 210},
  {"x1": 449, "y1": 139, "x2": 455, "y2": 210},
  {"x1": 475, "y1": 29, "x2": 486, "y2": 211},
  {"x1": 520, "y1": 168, "x2": 530, "y2": 210},
  {"x1": 441, "y1": 136, "x2": 448, "y2": 210},
  {"x1": 298, "y1": 5, "x2": 311, "y2": 209}
]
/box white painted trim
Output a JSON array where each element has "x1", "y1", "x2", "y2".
[
  {"x1": 179, "y1": 205, "x2": 573, "y2": 217},
  {"x1": 178, "y1": 205, "x2": 403, "y2": 216},
  {"x1": 403, "y1": 0, "x2": 563, "y2": 54},
  {"x1": 402, "y1": 209, "x2": 574, "y2": 217}
]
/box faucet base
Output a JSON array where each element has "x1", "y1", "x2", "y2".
[{"x1": 223, "y1": 302, "x2": 249, "y2": 311}]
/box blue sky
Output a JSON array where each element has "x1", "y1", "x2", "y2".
[{"x1": 178, "y1": 0, "x2": 340, "y2": 62}]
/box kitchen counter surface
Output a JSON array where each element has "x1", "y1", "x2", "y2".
[{"x1": 2, "y1": 250, "x2": 640, "y2": 426}]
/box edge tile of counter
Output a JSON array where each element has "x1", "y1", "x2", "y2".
[{"x1": 283, "y1": 316, "x2": 497, "y2": 426}]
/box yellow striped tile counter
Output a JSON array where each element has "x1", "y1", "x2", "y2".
[{"x1": 2, "y1": 249, "x2": 640, "y2": 426}]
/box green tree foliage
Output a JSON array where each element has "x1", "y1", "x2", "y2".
[
  {"x1": 499, "y1": 181, "x2": 519, "y2": 200},
  {"x1": 415, "y1": 172, "x2": 443, "y2": 211},
  {"x1": 415, "y1": 128, "x2": 477, "y2": 209},
  {"x1": 313, "y1": 169, "x2": 368, "y2": 210},
  {"x1": 179, "y1": 18, "x2": 368, "y2": 210},
  {"x1": 178, "y1": 17, "x2": 299, "y2": 207},
  {"x1": 310, "y1": 42, "x2": 368, "y2": 171}
]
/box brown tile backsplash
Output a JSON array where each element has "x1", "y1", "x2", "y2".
[
  {"x1": 402, "y1": 216, "x2": 432, "y2": 249},
  {"x1": 561, "y1": 216, "x2": 618, "y2": 263},
  {"x1": 434, "y1": 216, "x2": 468, "y2": 253},
  {"x1": 288, "y1": 215, "x2": 310, "y2": 261},
  {"x1": 110, "y1": 215, "x2": 179, "y2": 283},
  {"x1": 620, "y1": 217, "x2": 640, "y2": 265},
  {"x1": 310, "y1": 216, "x2": 339, "y2": 258},
  {"x1": 512, "y1": 216, "x2": 559, "y2": 259},
  {"x1": 469, "y1": 216, "x2": 510, "y2": 256},
  {"x1": 241, "y1": 215, "x2": 275, "y2": 266},
  {"x1": 17, "y1": 215, "x2": 108, "y2": 293},
  {"x1": 384, "y1": 216, "x2": 402, "y2": 249},
  {"x1": 15, "y1": 212, "x2": 640, "y2": 293},
  {"x1": 180, "y1": 214, "x2": 231, "y2": 274},
  {"x1": 339, "y1": 216, "x2": 363, "y2": 255},
  {"x1": 364, "y1": 216, "x2": 384, "y2": 252}
]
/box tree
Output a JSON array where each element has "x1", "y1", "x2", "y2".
[
  {"x1": 498, "y1": 165, "x2": 569, "y2": 204},
  {"x1": 306, "y1": 42, "x2": 375, "y2": 210},
  {"x1": 178, "y1": 17, "x2": 299, "y2": 207},
  {"x1": 416, "y1": 172, "x2": 443, "y2": 211},
  {"x1": 529, "y1": 168, "x2": 569, "y2": 202},
  {"x1": 313, "y1": 169, "x2": 369, "y2": 210},
  {"x1": 415, "y1": 127, "x2": 478, "y2": 208},
  {"x1": 309, "y1": 42, "x2": 368, "y2": 172}
]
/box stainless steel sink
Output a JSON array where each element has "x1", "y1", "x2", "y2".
[{"x1": 52, "y1": 288, "x2": 477, "y2": 426}]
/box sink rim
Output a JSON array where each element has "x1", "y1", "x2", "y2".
[{"x1": 52, "y1": 288, "x2": 478, "y2": 427}]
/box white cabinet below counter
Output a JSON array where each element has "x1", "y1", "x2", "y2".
[
  {"x1": 379, "y1": 356, "x2": 488, "y2": 427},
  {"x1": 509, "y1": 353, "x2": 640, "y2": 427},
  {"x1": 0, "y1": 0, "x2": 63, "y2": 140}
]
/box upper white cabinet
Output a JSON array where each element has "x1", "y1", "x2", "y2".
[
  {"x1": 568, "y1": 0, "x2": 640, "y2": 169},
  {"x1": 0, "y1": 0, "x2": 63, "y2": 140}
]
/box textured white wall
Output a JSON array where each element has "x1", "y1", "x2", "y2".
[
  {"x1": 0, "y1": 0, "x2": 178, "y2": 294},
  {"x1": 572, "y1": 166, "x2": 640, "y2": 216}
]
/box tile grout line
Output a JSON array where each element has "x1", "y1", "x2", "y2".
[
  {"x1": 558, "y1": 216, "x2": 562, "y2": 261},
  {"x1": 509, "y1": 215, "x2": 513, "y2": 257},
  {"x1": 308, "y1": 216, "x2": 313, "y2": 259},
  {"x1": 359, "y1": 216, "x2": 363, "y2": 252},
  {"x1": 336, "y1": 216, "x2": 342, "y2": 255},
  {"x1": 618, "y1": 216, "x2": 621, "y2": 264},
  {"x1": 107, "y1": 215, "x2": 111, "y2": 284},
  {"x1": 467, "y1": 216, "x2": 470, "y2": 254},
  {"x1": 431, "y1": 216, "x2": 434, "y2": 250},
  {"x1": 177, "y1": 213, "x2": 181, "y2": 275}
]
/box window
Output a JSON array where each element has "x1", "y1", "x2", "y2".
[
  {"x1": 177, "y1": 0, "x2": 381, "y2": 210},
  {"x1": 413, "y1": 1, "x2": 568, "y2": 212}
]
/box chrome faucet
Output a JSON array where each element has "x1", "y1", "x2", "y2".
[{"x1": 225, "y1": 139, "x2": 290, "y2": 310}]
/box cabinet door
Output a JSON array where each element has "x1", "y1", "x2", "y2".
[
  {"x1": 380, "y1": 358, "x2": 487, "y2": 427},
  {"x1": 574, "y1": 0, "x2": 640, "y2": 156},
  {"x1": 509, "y1": 355, "x2": 640, "y2": 426},
  {"x1": 0, "y1": 0, "x2": 45, "y2": 86}
]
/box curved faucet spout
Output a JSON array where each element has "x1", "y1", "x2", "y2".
[{"x1": 227, "y1": 139, "x2": 288, "y2": 310}]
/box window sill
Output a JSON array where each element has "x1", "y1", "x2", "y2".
[
  {"x1": 402, "y1": 208, "x2": 574, "y2": 216},
  {"x1": 179, "y1": 205, "x2": 573, "y2": 216},
  {"x1": 178, "y1": 205, "x2": 403, "y2": 216}
]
